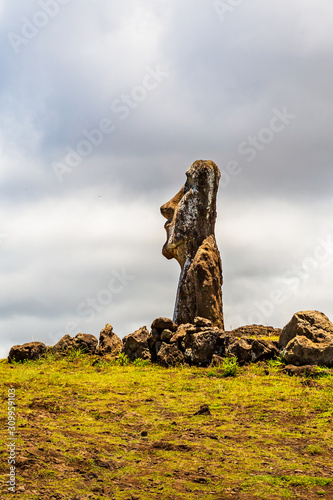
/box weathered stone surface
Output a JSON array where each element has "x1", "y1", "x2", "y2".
[
  {"x1": 169, "y1": 323, "x2": 194, "y2": 345},
  {"x1": 151, "y1": 317, "x2": 177, "y2": 332},
  {"x1": 156, "y1": 342, "x2": 185, "y2": 367},
  {"x1": 279, "y1": 310, "x2": 333, "y2": 348},
  {"x1": 283, "y1": 364, "x2": 329, "y2": 377},
  {"x1": 280, "y1": 311, "x2": 333, "y2": 367},
  {"x1": 250, "y1": 339, "x2": 279, "y2": 362},
  {"x1": 228, "y1": 325, "x2": 282, "y2": 339},
  {"x1": 52, "y1": 333, "x2": 98, "y2": 354},
  {"x1": 283, "y1": 335, "x2": 333, "y2": 367},
  {"x1": 8, "y1": 342, "x2": 47, "y2": 363},
  {"x1": 53, "y1": 334, "x2": 75, "y2": 353},
  {"x1": 73, "y1": 333, "x2": 98, "y2": 354},
  {"x1": 97, "y1": 324, "x2": 122, "y2": 356},
  {"x1": 226, "y1": 337, "x2": 252, "y2": 364},
  {"x1": 160, "y1": 160, "x2": 224, "y2": 328},
  {"x1": 181, "y1": 327, "x2": 221, "y2": 366},
  {"x1": 160, "y1": 329, "x2": 173, "y2": 342},
  {"x1": 214, "y1": 334, "x2": 278, "y2": 364},
  {"x1": 194, "y1": 317, "x2": 212, "y2": 328},
  {"x1": 122, "y1": 326, "x2": 151, "y2": 361}
]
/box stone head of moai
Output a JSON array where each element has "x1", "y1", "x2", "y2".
[{"x1": 160, "y1": 160, "x2": 224, "y2": 329}]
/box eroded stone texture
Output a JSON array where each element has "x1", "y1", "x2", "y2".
[
  {"x1": 160, "y1": 160, "x2": 224, "y2": 328},
  {"x1": 122, "y1": 326, "x2": 151, "y2": 361},
  {"x1": 280, "y1": 311, "x2": 333, "y2": 367},
  {"x1": 8, "y1": 342, "x2": 47, "y2": 363},
  {"x1": 97, "y1": 323, "x2": 122, "y2": 356}
]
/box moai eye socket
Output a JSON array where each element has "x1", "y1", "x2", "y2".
[{"x1": 184, "y1": 174, "x2": 194, "y2": 193}]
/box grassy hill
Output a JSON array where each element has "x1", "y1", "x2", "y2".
[{"x1": 0, "y1": 352, "x2": 332, "y2": 499}]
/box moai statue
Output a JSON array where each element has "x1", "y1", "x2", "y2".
[{"x1": 160, "y1": 160, "x2": 224, "y2": 329}]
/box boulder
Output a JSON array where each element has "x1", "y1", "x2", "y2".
[
  {"x1": 122, "y1": 326, "x2": 151, "y2": 361},
  {"x1": 8, "y1": 342, "x2": 47, "y2": 363},
  {"x1": 226, "y1": 337, "x2": 252, "y2": 364},
  {"x1": 279, "y1": 310, "x2": 333, "y2": 348},
  {"x1": 53, "y1": 334, "x2": 75, "y2": 353},
  {"x1": 181, "y1": 327, "x2": 221, "y2": 366},
  {"x1": 160, "y1": 329, "x2": 173, "y2": 342},
  {"x1": 97, "y1": 324, "x2": 122, "y2": 356},
  {"x1": 280, "y1": 311, "x2": 333, "y2": 367},
  {"x1": 156, "y1": 343, "x2": 185, "y2": 367},
  {"x1": 214, "y1": 334, "x2": 278, "y2": 364},
  {"x1": 228, "y1": 325, "x2": 282, "y2": 339},
  {"x1": 151, "y1": 317, "x2": 177, "y2": 332},
  {"x1": 250, "y1": 339, "x2": 279, "y2": 362},
  {"x1": 53, "y1": 333, "x2": 98, "y2": 354},
  {"x1": 170, "y1": 323, "x2": 194, "y2": 347},
  {"x1": 73, "y1": 333, "x2": 98, "y2": 354},
  {"x1": 283, "y1": 335, "x2": 333, "y2": 367}
]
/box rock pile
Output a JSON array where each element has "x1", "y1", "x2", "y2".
[{"x1": 7, "y1": 310, "x2": 333, "y2": 368}]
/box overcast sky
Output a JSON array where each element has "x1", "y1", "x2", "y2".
[{"x1": 1, "y1": 0, "x2": 333, "y2": 358}]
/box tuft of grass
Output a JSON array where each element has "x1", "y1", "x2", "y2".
[
  {"x1": 305, "y1": 444, "x2": 323, "y2": 455},
  {"x1": 133, "y1": 358, "x2": 150, "y2": 367},
  {"x1": 112, "y1": 352, "x2": 130, "y2": 366}
]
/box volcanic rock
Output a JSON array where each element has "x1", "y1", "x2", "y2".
[
  {"x1": 8, "y1": 342, "x2": 47, "y2": 363},
  {"x1": 160, "y1": 160, "x2": 224, "y2": 328},
  {"x1": 97, "y1": 324, "x2": 122, "y2": 356},
  {"x1": 156, "y1": 342, "x2": 185, "y2": 367},
  {"x1": 181, "y1": 327, "x2": 222, "y2": 366},
  {"x1": 151, "y1": 317, "x2": 177, "y2": 332},
  {"x1": 73, "y1": 333, "x2": 98, "y2": 354},
  {"x1": 122, "y1": 326, "x2": 151, "y2": 361},
  {"x1": 280, "y1": 311, "x2": 333, "y2": 367},
  {"x1": 279, "y1": 310, "x2": 333, "y2": 348}
]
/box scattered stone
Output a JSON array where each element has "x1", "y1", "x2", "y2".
[
  {"x1": 8, "y1": 342, "x2": 47, "y2": 363},
  {"x1": 122, "y1": 326, "x2": 151, "y2": 362},
  {"x1": 283, "y1": 336, "x2": 333, "y2": 367},
  {"x1": 194, "y1": 317, "x2": 212, "y2": 328},
  {"x1": 156, "y1": 342, "x2": 185, "y2": 367},
  {"x1": 226, "y1": 337, "x2": 252, "y2": 364},
  {"x1": 160, "y1": 329, "x2": 173, "y2": 342},
  {"x1": 74, "y1": 333, "x2": 98, "y2": 354},
  {"x1": 280, "y1": 310, "x2": 333, "y2": 348},
  {"x1": 215, "y1": 334, "x2": 278, "y2": 364},
  {"x1": 52, "y1": 333, "x2": 98, "y2": 355},
  {"x1": 194, "y1": 404, "x2": 211, "y2": 416},
  {"x1": 250, "y1": 339, "x2": 279, "y2": 362},
  {"x1": 151, "y1": 317, "x2": 177, "y2": 332},
  {"x1": 281, "y1": 311, "x2": 333, "y2": 367},
  {"x1": 53, "y1": 334, "x2": 74, "y2": 353},
  {"x1": 182, "y1": 327, "x2": 222, "y2": 366},
  {"x1": 160, "y1": 160, "x2": 224, "y2": 328},
  {"x1": 97, "y1": 324, "x2": 122, "y2": 356}
]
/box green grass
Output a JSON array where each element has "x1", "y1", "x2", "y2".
[{"x1": 0, "y1": 355, "x2": 332, "y2": 499}]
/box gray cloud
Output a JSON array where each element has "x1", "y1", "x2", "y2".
[{"x1": 1, "y1": 0, "x2": 333, "y2": 357}]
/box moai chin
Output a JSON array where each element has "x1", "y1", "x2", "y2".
[{"x1": 160, "y1": 160, "x2": 224, "y2": 329}]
